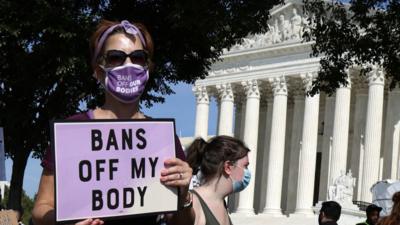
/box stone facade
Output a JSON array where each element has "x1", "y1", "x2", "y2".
[{"x1": 191, "y1": 0, "x2": 400, "y2": 222}]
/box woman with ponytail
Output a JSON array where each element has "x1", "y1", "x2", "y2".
[
  {"x1": 185, "y1": 135, "x2": 251, "y2": 225},
  {"x1": 378, "y1": 192, "x2": 400, "y2": 225}
]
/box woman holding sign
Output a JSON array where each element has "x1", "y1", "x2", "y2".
[
  {"x1": 32, "y1": 19, "x2": 193, "y2": 225},
  {"x1": 186, "y1": 136, "x2": 251, "y2": 225}
]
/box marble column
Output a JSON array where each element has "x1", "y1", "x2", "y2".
[
  {"x1": 236, "y1": 80, "x2": 260, "y2": 214},
  {"x1": 295, "y1": 73, "x2": 320, "y2": 215},
  {"x1": 286, "y1": 93, "x2": 305, "y2": 214},
  {"x1": 193, "y1": 85, "x2": 209, "y2": 139},
  {"x1": 217, "y1": 83, "x2": 235, "y2": 136},
  {"x1": 216, "y1": 98, "x2": 221, "y2": 136},
  {"x1": 318, "y1": 95, "x2": 335, "y2": 201},
  {"x1": 259, "y1": 96, "x2": 274, "y2": 212},
  {"x1": 281, "y1": 97, "x2": 294, "y2": 213},
  {"x1": 350, "y1": 86, "x2": 368, "y2": 200},
  {"x1": 263, "y1": 76, "x2": 288, "y2": 215},
  {"x1": 229, "y1": 95, "x2": 245, "y2": 212},
  {"x1": 234, "y1": 96, "x2": 245, "y2": 139},
  {"x1": 395, "y1": 122, "x2": 400, "y2": 180},
  {"x1": 361, "y1": 66, "x2": 385, "y2": 202},
  {"x1": 254, "y1": 97, "x2": 269, "y2": 213},
  {"x1": 329, "y1": 74, "x2": 352, "y2": 185},
  {"x1": 382, "y1": 88, "x2": 400, "y2": 179}
]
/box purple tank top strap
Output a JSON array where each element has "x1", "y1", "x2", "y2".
[{"x1": 87, "y1": 109, "x2": 94, "y2": 119}]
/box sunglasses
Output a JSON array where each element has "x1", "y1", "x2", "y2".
[{"x1": 102, "y1": 49, "x2": 148, "y2": 67}]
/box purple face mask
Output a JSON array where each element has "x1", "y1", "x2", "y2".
[{"x1": 101, "y1": 64, "x2": 149, "y2": 103}]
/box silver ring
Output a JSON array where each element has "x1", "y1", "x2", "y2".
[{"x1": 179, "y1": 172, "x2": 183, "y2": 180}]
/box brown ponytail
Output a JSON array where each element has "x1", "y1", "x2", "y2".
[
  {"x1": 186, "y1": 135, "x2": 250, "y2": 183},
  {"x1": 186, "y1": 138, "x2": 208, "y2": 175}
]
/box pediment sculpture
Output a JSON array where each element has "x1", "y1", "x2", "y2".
[{"x1": 228, "y1": 6, "x2": 313, "y2": 51}]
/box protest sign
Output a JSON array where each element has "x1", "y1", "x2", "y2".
[
  {"x1": 0, "y1": 210, "x2": 18, "y2": 225},
  {"x1": 51, "y1": 119, "x2": 178, "y2": 223}
]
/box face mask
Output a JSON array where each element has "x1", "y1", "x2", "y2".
[
  {"x1": 230, "y1": 166, "x2": 251, "y2": 193},
  {"x1": 101, "y1": 63, "x2": 149, "y2": 103}
]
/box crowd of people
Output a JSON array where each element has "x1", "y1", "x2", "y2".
[
  {"x1": 317, "y1": 193, "x2": 400, "y2": 225},
  {"x1": 3, "y1": 17, "x2": 398, "y2": 225}
]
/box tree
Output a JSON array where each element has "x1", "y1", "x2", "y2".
[
  {"x1": 0, "y1": 0, "x2": 102, "y2": 210},
  {"x1": 302, "y1": 0, "x2": 400, "y2": 95},
  {"x1": 0, "y1": 0, "x2": 283, "y2": 209}
]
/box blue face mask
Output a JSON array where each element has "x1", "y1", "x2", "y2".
[{"x1": 231, "y1": 166, "x2": 251, "y2": 193}]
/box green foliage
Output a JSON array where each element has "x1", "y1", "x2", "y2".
[
  {"x1": 0, "y1": 0, "x2": 101, "y2": 160},
  {"x1": 303, "y1": 0, "x2": 400, "y2": 95},
  {"x1": 102, "y1": 0, "x2": 284, "y2": 107},
  {"x1": 1, "y1": 186, "x2": 34, "y2": 225},
  {"x1": 0, "y1": 0, "x2": 283, "y2": 210}
]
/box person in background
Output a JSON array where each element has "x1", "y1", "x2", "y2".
[
  {"x1": 32, "y1": 19, "x2": 193, "y2": 225},
  {"x1": 357, "y1": 204, "x2": 382, "y2": 225},
  {"x1": 378, "y1": 192, "x2": 400, "y2": 225},
  {"x1": 319, "y1": 201, "x2": 342, "y2": 225},
  {"x1": 185, "y1": 135, "x2": 251, "y2": 225}
]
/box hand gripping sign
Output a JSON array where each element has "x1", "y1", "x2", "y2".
[{"x1": 51, "y1": 119, "x2": 178, "y2": 223}]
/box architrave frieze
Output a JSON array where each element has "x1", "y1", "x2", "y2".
[
  {"x1": 196, "y1": 58, "x2": 320, "y2": 88},
  {"x1": 219, "y1": 41, "x2": 314, "y2": 64}
]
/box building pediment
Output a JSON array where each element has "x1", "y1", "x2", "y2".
[
  {"x1": 223, "y1": 0, "x2": 312, "y2": 55},
  {"x1": 204, "y1": 0, "x2": 317, "y2": 78}
]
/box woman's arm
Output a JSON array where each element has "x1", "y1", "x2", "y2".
[
  {"x1": 32, "y1": 169, "x2": 55, "y2": 225},
  {"x1": 160, "y1": 158, "x2": 196, "y2": 225}
]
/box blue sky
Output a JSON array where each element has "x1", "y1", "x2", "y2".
[{"x1": 5, "y1": 82, "x2": 219, "y2": 198}]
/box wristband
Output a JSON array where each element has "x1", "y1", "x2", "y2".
[{"x1": 180, "y1": 192, "x2": 193, "y2": 210}]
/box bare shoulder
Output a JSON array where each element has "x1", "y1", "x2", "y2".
[{"x1": 192, "y1": 191, "x2": 206, "y2": 225}]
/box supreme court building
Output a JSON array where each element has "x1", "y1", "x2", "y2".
[{"x1": 190, "y1": 0, "x2": 400, "y2": 217}]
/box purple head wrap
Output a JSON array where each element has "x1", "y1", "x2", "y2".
[{"x1": 93, "y1": 20, "x2": 147, "y2": 65}]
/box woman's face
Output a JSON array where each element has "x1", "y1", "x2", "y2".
[
  {"x1": 230, "y1": 155, "x2": 249, "y2": 181},
  {"x1": 95, "y1": 33, "x2": 144, "y2": 80}
]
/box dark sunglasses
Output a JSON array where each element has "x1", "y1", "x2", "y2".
[{"x1": 102, "y1": 49, "x2": 148, "y2": 67}]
